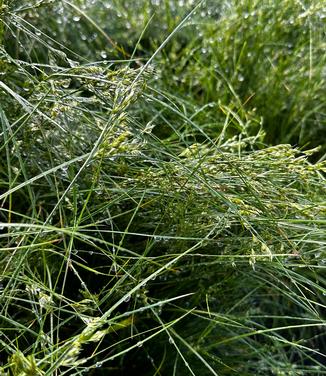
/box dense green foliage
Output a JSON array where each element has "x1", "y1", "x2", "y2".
[{"x1": 0, "y1": 1, "x2": 325, "y2": 375}]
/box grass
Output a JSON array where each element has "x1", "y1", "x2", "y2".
[{"x1": 0, "y1": 0, "x2": 325, "y2": 375}]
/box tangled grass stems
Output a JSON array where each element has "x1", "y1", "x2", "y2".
[{"x1": 0, "y1": 1, "x2": 325, "y2": 375}]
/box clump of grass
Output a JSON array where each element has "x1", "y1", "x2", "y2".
[
  {"x1": 0, "y1": 1, "x2": 325, "y2": 375},
  {"x1": 150, "y1": 0, "x2": 325, "y2": 156}
]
